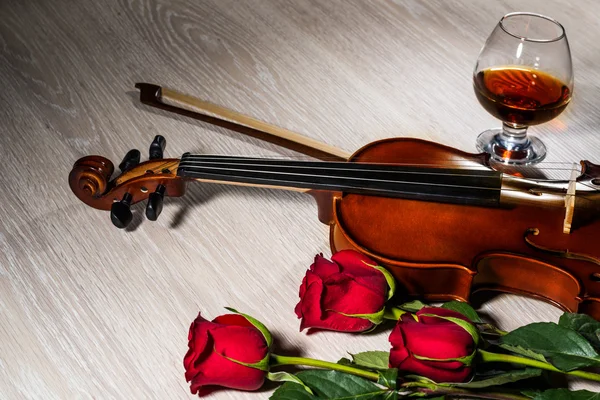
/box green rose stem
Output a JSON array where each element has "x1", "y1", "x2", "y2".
[
  {"x1": 479, "y1": 349, "x2": 600, "y2": 382},
  {"x1": 270, "y1": 354, "x2": 379, "y2": 381}
]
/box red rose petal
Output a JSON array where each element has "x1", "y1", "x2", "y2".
[
  {"x1": 388, "y1": 310, "x2": 475, "y2": 384},
  {"x1": 295, "y1": 252, "x2": 388, "y2": 332},
  {"x1": 322, "y1": 274, "x2": 386, "y2": 315},
  {"x1": 331, "y1": 251, "x2": 388, "y2": 293},
  {"x1": 331, "y1": 250, "x2": 377, "y2": 273},
  {"x1": 310, "y1": 254, "x2": 340, "y2": 278},
  {"x1": 211, "y1": 324, "x2": 268, "y2": 364},
  {"x1": 212, "y1": 314, "x2": 254, "y2": 328},
  {"x1": 395, "y1": 353, "x2": 472, "y2": 383},
  {"x1": 319, "y1": 310, "x2": 374, "y2": 332},
  {"x1": 331, "y1": 250, "x2": 379, "y2": 275},
  {"x1": 389, "y1": 323, "x2": 410, "y2": 367},
  {"x1": 187, "y1": 331, "x2": 266, "y2": 392},
  {"x1": 399, "y1": 321, "x2": 473, "y2": 359},
  {"x1": 297, "y1": 272, "x2": 325, "y2": 331},
  {"x1": 183, "y1": 314, "x2": 213, "y2": 381},
  {"x1": 297, "y1": 271, "x2": 374, "y2": 332},
  {"x1": 296, "y1": 274, "x2": 309, "y2": 309}
]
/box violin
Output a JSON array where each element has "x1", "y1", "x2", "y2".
[{"x1": 69, "y1": 83, "x2": 600, "y2": 319}]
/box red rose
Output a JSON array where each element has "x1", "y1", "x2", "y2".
[
  {"x1": 294, "y1": 250, "x2": 394, "y2": 332},
  {"x1": 184, "y1": 311, "x2": 271, "y2": 394},
  {"x1": 389, "y1": 307, "x2": 477, "y2": 383}
]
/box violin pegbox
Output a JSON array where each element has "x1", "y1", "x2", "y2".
[{"x1": 68, "y1": 135, "x2": 186, "y2": 229}]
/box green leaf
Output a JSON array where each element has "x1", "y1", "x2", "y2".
[
  {"x1": 559, "y1": 313, "x2": 600, "y2": 350},
  {"x1": 294, "y1": 370, "x2": 391, "y2": 399},
  {"x1": 224, "y1": 307, "x2": 273, "y2": 347},
  {"x1": 441, "y1": 301, "x2": 482, "y2": 323},
  {"x1": 268, "y1": 372, "x2": 314, "y2": 395},
  {"x1": 500, "y1": 322, "x2": 600, "y2": 371},
  {"x1": 337, "y1": 356, "x2": 385, "y2": 373},
  {"x1": 337, "y1": 357, "x2": 353, "y2": 366},
  {"x1": 456, "y1": 368, "x2": 542, "y2": 388},
  {"x1": 351, "y1": 351, "x2": 390, "y2": 370},
  {"x1": 498, "y1": 344, "x2": 548, "y2": 363},
  {"x1": 377, "y1": 369, "x2": 398, "y2": 389},
  {"x1": 532, "y1": 389, "x2": 600, "y2": 400},
  {"x1": 398, "y1": 300, "x2": 427, "y2": 312},
  {"x1": 270, "y1": 382, "x2": 317, "y2": 400}
]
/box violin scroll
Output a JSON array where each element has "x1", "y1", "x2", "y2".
[
  {"x1": 68, "y1": 137, "x2": 187, "y2": 227},
  {"x1": 69, "y1": 155, "x2": 115, "y2": 206}
]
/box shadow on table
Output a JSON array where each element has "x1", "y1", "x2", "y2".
[{"x1": 122, "y1": 179, "x2": 310, "y2": 232}]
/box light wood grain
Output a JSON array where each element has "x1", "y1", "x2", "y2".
[{"x1": 1, "y1": 0, "x2": 600, "y2": 398}]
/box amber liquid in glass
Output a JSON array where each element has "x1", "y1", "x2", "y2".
[{"x1": 474, "y1": 67, "x2": 571, "y2": 126}]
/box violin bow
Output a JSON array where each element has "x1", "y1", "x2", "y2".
[{"x1": 134, "y1": 83, "x2": 351, "y2": 162}]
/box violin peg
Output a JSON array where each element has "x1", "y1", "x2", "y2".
[
  {"x1": 118, "y1": 149, "x2": 141, "y2": 173},
  {"x1": 145, "y1": 184, "x2": 166, "y2": 221},
  {"x1": 149, "y1": 135, "x2": 166, "y2": 159},
  {"x1": 110, "y1": 193, "x2": 133, "y2": 229}
]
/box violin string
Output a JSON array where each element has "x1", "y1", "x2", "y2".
[
  {"x1": 181, "y1": 155, "x2": 587, "y2": 185},
  {"x1": 178, "y1": 157, "x2": 595, "y2": 205},
  {"x1": 178, "y1": 163, "x2": 497, "y2": 191},
  {"x1": 181, "y1": 156, "x2": 499, "y2": 179},
  {"x1": 182, "y1": 154, "x2": 586, "y2": 174},
  {"x1": 184, "y1": 171, "x2": 496, "y2": 204}
]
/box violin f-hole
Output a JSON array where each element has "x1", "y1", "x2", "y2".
[{"x1": 524, "y1": 228, "x2": 600, "y2": 266}]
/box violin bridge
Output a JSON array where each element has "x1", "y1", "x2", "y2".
[{"x1": 563, "y1": 163, "x2": 579, "y2": 234}]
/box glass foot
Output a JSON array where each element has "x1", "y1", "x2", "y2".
[{"x1": 476, "y1": 128, "x2": 547, "y2": 165}]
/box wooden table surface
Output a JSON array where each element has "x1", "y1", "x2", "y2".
[{"x1": 2, "y1": 0, "x2": 600, "y2": 398}]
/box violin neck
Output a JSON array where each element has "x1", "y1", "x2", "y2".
[{"x1": 177, "y1": 154, "x2": 503, "y2": 207}]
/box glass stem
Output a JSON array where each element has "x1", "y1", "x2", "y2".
[{"x1": 499, "y1": 122, "x2": 529, "y2": 148}]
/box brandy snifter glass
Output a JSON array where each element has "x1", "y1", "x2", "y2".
[{"x1": 473, "y1": 12, "x2": 574, "y2": 164}]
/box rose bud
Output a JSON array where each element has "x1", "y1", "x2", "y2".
[
  {"x1": 294, "y1": 250, "x2": 395, "y2": 332},
  {"x1": 389, "y1": 307, "x2": 478, "y2": 383},
  {"x1": 184, "y1": 310, "x2": 271, "y2": 394}
]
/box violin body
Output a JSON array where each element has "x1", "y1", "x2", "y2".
[{"x1": 326, "y1": 138, "x2": 600, "y2": 317}]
